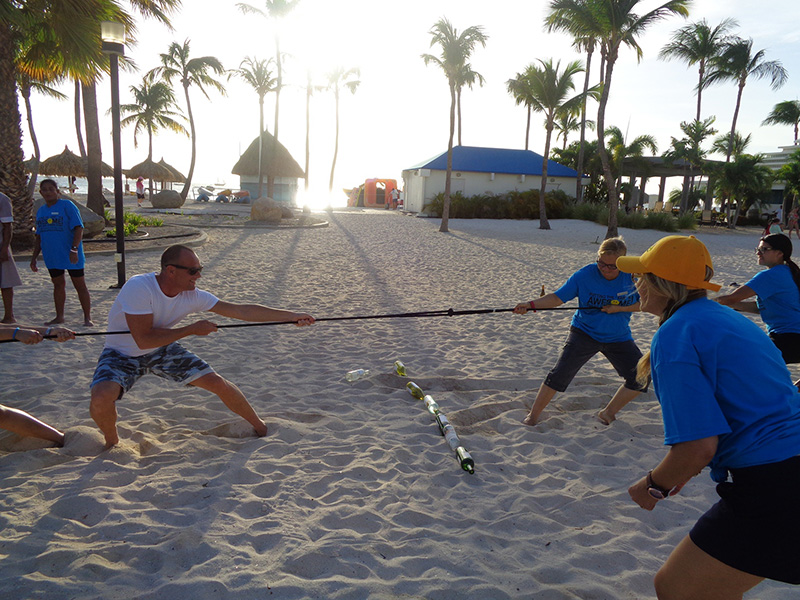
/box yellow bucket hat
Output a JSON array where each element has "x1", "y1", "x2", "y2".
[{"x1": 616, "y1": 235, "x2": 721, "y2": 291}]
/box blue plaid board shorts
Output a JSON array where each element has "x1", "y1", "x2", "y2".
[{"x1": 90, "y1": 342, "x2": 215, "y2": 397}]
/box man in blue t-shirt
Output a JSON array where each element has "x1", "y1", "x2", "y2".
[
  {"x1": 29, "y1": 179, "x2": 93, "y2": 326},
  {"x1": 512, "y1": 237, "x2": 646, "y2": 425}
]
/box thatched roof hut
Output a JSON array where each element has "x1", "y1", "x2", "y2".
[
  {"x1": 231, "y1": 132, "x2": 305, "y2": 178},
  {"x1": 125, "y1": 158, "x2": 177, "y2": 181},
  {"x1": 39, "y1": 146, "x2": 85, "y2": 177},
  {"x1": 157, "y1": 158, "x2": 186, "y2": 182}
]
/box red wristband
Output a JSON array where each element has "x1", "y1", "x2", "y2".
[{"x1": 529, "y1": 301, "x2": 536, "y2": 312}]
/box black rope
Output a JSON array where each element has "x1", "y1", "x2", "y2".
[{"x1": 0, "y1": 305, "x2": 598, "y2": 343}]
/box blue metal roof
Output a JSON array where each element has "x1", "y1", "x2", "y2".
[{"x1": 407, "y1": 146, "x2": 577, "y2": 177}]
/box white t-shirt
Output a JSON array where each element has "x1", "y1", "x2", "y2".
[{"x1": 105, "y1": 272, "x2": 219, "y2": 356}]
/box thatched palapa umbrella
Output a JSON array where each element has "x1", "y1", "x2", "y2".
[
  {"x1": 125, "y1": 157, "x2": 176, "y2": 182},
  {"x1": 232, "y1": 132, "x2": 305, "y2": 199},
  {"x1": 157, "y1": 158, "x2": 185, "y2": 183},
  {"x1": 39, "y1": 146, "x2": 85, "y2": 177}
]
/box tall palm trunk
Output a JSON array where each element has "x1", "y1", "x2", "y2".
[
  {"x1": 726, "y1": 80, "x2": 745, "y2": 162},
  {"x1": 329, "y1": 87, "x2": 340, "y2": 192},
  {"x1": 597, "y1": 53, "x2": 620, "y2": 239},
  {"x1": 524, "y1": 107, "x2": 531, "y2": 150},
  {"x1": 82, "y1": 82, "x2": 105, "y2": 217},
  {"x1": 575, "y1": 47, "x2": 594, "y2": 204},
  {"x1": 456, "y1": 88, "x2": 463, "y2": 146},
  {"x1": 695, "y1": 60, "x2": 705, "y2": 121},
  {"x1": 257, "y1": 94, "x2": 265, "y2": 199},
  {"x1": 22, "y1": 84, "x2": 41, "y2": 198},
  {"x1": 0, "y1": 21, "x2": 34, "y2": 247},
  {"x1": 304, "y1": 76, "x2": 311, "y2": 192},
  {"x1": 180, "y1": 83, "x2": 196, "y2": 201},
  {"x1": 268, "y1": 36, "x2": 282, "y2": 200},
  {"x1": 539, "y1": 117, "x2": 554, "y2": 230},
  {"x1": 74, "y1": 80, "x2": 86, "y2": 157},
  {"x1": 440, "y1": 81, "x2": 457, "y2": 233}
]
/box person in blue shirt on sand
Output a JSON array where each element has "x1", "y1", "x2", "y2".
[
  {"x1": 716, "y1": 233, "x2": 800, "y2": 384},
  {"x1": 512, "y1": 237, "x2": 645, "y2": 426},
  {"x1": 618, "y1": 235, "x2": 800, "y2": 599},
  {"x1": 29, "y1": 179, "x2": 93, "y2": 326}
]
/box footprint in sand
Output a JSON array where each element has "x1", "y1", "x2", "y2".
[{"x1": 201, "y1": 421, "x2": 261, "y2": 439}]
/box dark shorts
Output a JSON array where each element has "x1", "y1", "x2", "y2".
[
  {"x1": 48, "y1": 268, "x2": 85, "y2": 279},
  {"x1": 690, "y1": 455, "x2": 800, "y2": 583},
  {"x1": 544, "y1": 326, "x2": 648, "y2": 393},
  {"x1": 90, "y1": 342, "x2": 214, "y2": 397},
  {"x1": 136, "y1": 192, "x2": 145, "y2": 199},
  {"x1": 769, "y1": 332, "x2": 800, "y2": 364}
]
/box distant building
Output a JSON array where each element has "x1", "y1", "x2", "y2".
[
  {"x1": 762, "y1": 143, "x2": 800, "y2": 208},
  {"x1": 231, "y1": 132, "x2": 305, "y2": 205},
  {"x1": 401, "y1": 145, "x2": 578, "y2": 213}
]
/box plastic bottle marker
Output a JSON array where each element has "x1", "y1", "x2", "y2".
[
  {"x1": 457, "y1": 447, "x2": 475, "y2": 473},
  {"x1": 423, "y1": 395, "x2": 440, "y2": 416},
  {"x1": 345, "y1": 369, "x2": 370, "y2": 382},
  {"x1": 406, "y1": 381, "x2": 424, "y2": 399},
  {"x1": 394, "y1": 361, "x2": 407, "y2": 376}
]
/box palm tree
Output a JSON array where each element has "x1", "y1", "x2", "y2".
[
  {"x1": 705, "y1": 38, "x2": 787, "y2": 162},
  {"x1": 326, "y1": 66, "x2": 360, "y2": 193},
  {"x1": 506, "y1": 70, "x2": 535, "y2": 150},
  {"x1": 711, "y1": 130, "x2": 751, "y2": 159},
  {"x1": 545, "y1": 0, "x2": 605, "y2": 205},
  {"x1": 229, "y1": 56, "x2": 276, "y2": 199},
  {"x1": 120, "y1": 78, "x2": 187, "y2": 199},
  {"x1": 605, "y1": 125, "x2": 658, "y2": 196},
  {"x1": 716, "y1": 153, "x2": 773, "y2": 226},
  {"x1": 777, "y1": 150, "x2": 800, "y2": 210},
  {"x1": 658, "y1": 18, "x2": 738, "y2": 121},
  {"x1": 454, "y1": 63, "x2": 485, "y2": 146},
  {"x1": 151, "y1": 40, "x2": 226, "y2": 202},
  {"x1": 554, "y1": 109, "x2": 594, "y2": 149},
  {"x1": 662, "y1": 117, "x2": 717, "y2": 212},
  {"x1": 237, "y1": 0, "x2": 300, "y2": 198},
  {"x1": 763, "y1": 100, "x2": 800, "y2": 145},
  {"x1": 526, "y1": 58, "x2": 600, "y2": 228},
  {"x1": 422, "y1": 17, "x2": 488, "y2": 233},
  {"x1": 550, "y1": 0, "x2": 690, "y2": 238}
]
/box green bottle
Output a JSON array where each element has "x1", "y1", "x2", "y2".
[
  {"x1": 406, "y1": 381, "x2": 424, "y2": 399},
  {"x1": 457, "y1": 447, "x2": 475, "y2": 474},
  {"x1": 394, "y1": 360, "x2": 407, "y2": 376},
  {"x1": 423, "y1": 394, "x2": 440, "y2": 415}
]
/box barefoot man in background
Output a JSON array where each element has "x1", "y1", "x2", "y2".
[{"x1": 89, "y1": 244, "x2": 315, "y2": 449}]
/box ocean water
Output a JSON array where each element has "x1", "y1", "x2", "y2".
[{"x1": 33, "y1": 176, "x2": 219, "y2": 197}]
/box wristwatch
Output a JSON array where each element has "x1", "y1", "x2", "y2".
[{"x1": 646, "y1": 470, "x2": 671, "y2": 500}]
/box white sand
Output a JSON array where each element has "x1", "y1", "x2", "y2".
[{"x1": 0, "y1": 214, "x2": 793, "y2": 599}]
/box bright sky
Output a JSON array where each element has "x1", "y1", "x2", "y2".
[{"x1": 21, "y1": 0, "x2": 800, "y2": 208}]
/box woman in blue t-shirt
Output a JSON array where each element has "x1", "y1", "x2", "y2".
[
  {"x1": 618, "y1": 235, "x2": 800, "y2": 598},
  {"x1": 512, "y1": 237, "x2": 646, "y2": 426},
  {"x1": 717, "y1": 233, "x2": 800, "y2": 368}
]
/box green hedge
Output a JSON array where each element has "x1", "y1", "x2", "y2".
[{"x1": 422, "y1": 190, "x2": 697, "y2": 233}]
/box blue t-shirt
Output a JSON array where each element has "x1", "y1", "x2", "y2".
[
  {"x1": 745, "y1": 265, "x2": 800, "y2": 334},
  {"x1": 651, "y1": 298, "x2": 800, "y2": 482},
  {"x1": 554, "y1": 263, "x2": 639, "y2": 343},
  {"x1": 35, "y1": 199, "x2": 85, "y2": 270}
]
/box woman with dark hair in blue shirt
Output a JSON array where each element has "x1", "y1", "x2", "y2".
[{"x1": 618, "y1": 235, "x2": 800, "y2": 599}]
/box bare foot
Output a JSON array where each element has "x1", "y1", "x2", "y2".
[
  {"x1": 522, "y1": 414, "x2": 538, "y2": 426},
  {"x1": 103, "y1": 432, "x2": 119, "y2": 450},
  {"x1": 254, "y1": 421, "x2": 268, "y2": 437},
  {"x1": 84, "y1": 319, "x2": 95, "y2": 327},
  {"x1": 597, "y1": 409, "x2": 615, "y2": 426},
  {"x1": 45, "y1": 317, "x2": 65, "y2": 325}
]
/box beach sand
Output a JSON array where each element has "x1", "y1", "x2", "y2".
[{"x1": 0, "y1": 213, "x2": 792, "y2": 599}]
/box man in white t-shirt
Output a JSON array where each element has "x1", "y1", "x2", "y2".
[{"x1": 89, "y1": 244, "x2": 315, "y2": 449}]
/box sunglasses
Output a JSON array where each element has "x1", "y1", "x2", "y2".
[
  {"x1": 168, "y1": 264, "x2": 203, "y2": 275},
  {"x1": 596, "y1": 259, "x2": 618, "y2": 271},
  {"x1": 755, "y1": 246, "x2": 775, "y2": 254}
]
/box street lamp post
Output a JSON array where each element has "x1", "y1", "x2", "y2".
[{"x1": 101, "y1": 21, "x2": 126, "y2": 288}]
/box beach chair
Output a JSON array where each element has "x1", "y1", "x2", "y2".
[
  {"x1": 699, "y1": 210, "x2": 715, "y2": 227},
  {"x1": 652, "y1": 201, "x2": 663, "y2": 213},
  {"x1": 664, "y1": 201, "x2": 673, "y2": 213}
]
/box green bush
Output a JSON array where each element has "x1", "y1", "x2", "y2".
[{"x1": 422, "y1": 189, "x2": 572, "y2": 220}]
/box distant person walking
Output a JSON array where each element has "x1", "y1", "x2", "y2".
[
  {"x1": 136, "y1": 176, "x2": 145, "y2": 207},
  {"x1": 787, "y1": 207, "x2": 800, "y2": 239},
  {"x1": 0, "y1": 191, "x2": 22, "y2": 323},
  {"x1": 30, "y1": 179, "x2": 93, "y2": 326}
]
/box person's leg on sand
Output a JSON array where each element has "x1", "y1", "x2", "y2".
[
  {"x1": 1, "y1": 287, "x2": 15, "y2": 323},
  {"x1": 47, "y1": 272, "x2": 66, "y2": 324},
  {"x1": 523, "y1": 383, "x2": 558, "y2": 425},
  {"x1": 69, "y1": 273, "x2": 93, "y2": 326},
  {"x1": 0, "y1": 404, "x2": 65, "y2": 446},
  {"x1": 597, "y1": 385, "x2": 641, "y2": 425},
  {"x1": 190, "y1": 373, "x2": 268, "y2": 436},
  {"x1": 90, "y1": 381, "x2": 123, "y2": 448},
  {"x1": 653, "y1": 535, "x2": 762, "y2": 600}
]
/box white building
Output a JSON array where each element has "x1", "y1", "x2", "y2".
[{"x1": 401, "y1": 145, "x2": 579, "y2": 214}]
